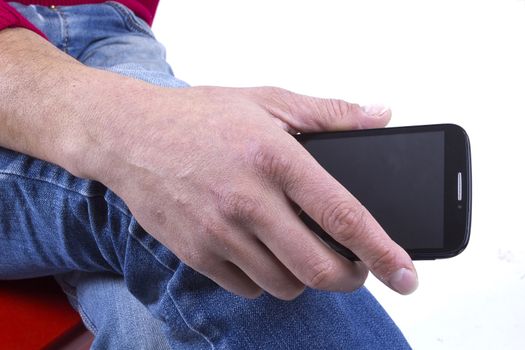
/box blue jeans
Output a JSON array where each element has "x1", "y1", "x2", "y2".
[{"x1": 1, "y1": 2, "x2": 411, "y2": 349}]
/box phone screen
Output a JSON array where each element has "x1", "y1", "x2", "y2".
[{"x1": 301, "y1": 130, "x2": 445, "y2": 250}]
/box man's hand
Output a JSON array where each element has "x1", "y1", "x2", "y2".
[
  {"x1": 1, "y1": 28, "x2": 417, "y2": 300},
  {"x1": 84, "y1": 86, "x2": 418, "y2": 299}
]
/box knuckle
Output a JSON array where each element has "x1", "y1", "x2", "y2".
[
  {"x1": 259, "y1": 86, "x2": 291, "y2": 100},
  {"x1": 250, "y1": 144, "x2": 293, "y2": 182},
  {"x1": 369, "y1": 248, "x2": 398, "y2": 276},
  {"x1": 329, "y1": 99, "x2": 359, "y2": 119},
  {"x1": 255, "y1": 86, "x2": 296, "y2": 116},
  {"x1": 273, "y1": 284, "x2": 306, "y2": 301},
  {"x1": 201, "y1": 218, "x2": 231, "y2": 244},
  {"x1": 321, "y1": 201, "x2": 368, "y2": 244},
  {"x1": 217, "y1": 191, "x2": 263, "y2": 224},
  {"x1": 326, "y1": 99, "x2": 355, "y2": 124},
  {"x1": 243, "y1": 287, "x2": 264, "y2": 299},
  {"x1": 309, "y1": 98, "x2": 358, "y2": 129},
  {"x1": 329, "y1": 98, "x2": 349, "y2": 115},
  {"x1": 180, "y1": 248, "x2": 209, "y2": 271},
  {"x1": 304, "y1": 256, "x2": 337, "y2": 289}
]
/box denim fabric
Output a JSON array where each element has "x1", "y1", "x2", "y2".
[
  {"x1": 56, "y1": 271, "x2": 172, "y2": 349},
  {"x1": 1, "y1": 2, "x2": 411, "y2": 349}
]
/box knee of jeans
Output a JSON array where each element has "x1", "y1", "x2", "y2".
[
  {"x1": 77, "y1": 34, "x2": 189, "y2": 86},
  {"x1": 103, "y1": 63, "x2": 190, "y2": 88}
]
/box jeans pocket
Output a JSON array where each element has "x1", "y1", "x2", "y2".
[{"x1": 105, "y1": 1, "x2": 155, "y2": 37}]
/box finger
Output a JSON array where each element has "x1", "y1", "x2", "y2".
[
  {"x1": 248, "y1": 192, "x2": 370, "y2": 292},
  {"x1": 212, "y1": 188, "x2": 306, "y2": 299},
  {"x1": 221, "y1": 231, "x2": 306, "y2": 300},
  {"x1": 249, "y1": 141, "x2": 418, "y2": 295},
  {"x1": 287, "y1": 153, "x2": 418, "y2": 294},
  {"x1": 199, "y1": 260, "x2": 264, "y2": 299},
  {"x1": 251, "y1": 87, "x2": 391, "y2": 132}
]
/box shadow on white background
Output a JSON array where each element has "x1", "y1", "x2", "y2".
[{"x1": 153, "y1": 1, "x2": 525, "y2": 348}]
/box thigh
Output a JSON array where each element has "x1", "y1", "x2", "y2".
[
  {"x1": 55, "y1": 271, "x2": 171, "y2": 350},
  {"x1": 0, "y1": 146, "x2": 120, "y2": 278},
  {"x1": 0, "y1": 143, "x2": 174, "y2": 349},
  {"x1": 167, "y1": 263, "x2": 411, "y2": 349}
]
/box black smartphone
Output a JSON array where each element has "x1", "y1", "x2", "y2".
[{"x1": 296, "y1": 124, "x2": 471, "y2": 260}]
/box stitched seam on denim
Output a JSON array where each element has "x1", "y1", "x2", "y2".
[
  {"x1": 167, "y1": 289, "x2": 216, "y2": 350},
  {"x1": 0, "y1": 170, "x2": 132, "y2": 217},
  {"x1": 126, "y1": 231, "x2": 217, "y2": 347},
  {"x1": 55, "y1": 277, "x2": 99, "y2": 333},
  {"x1": 127, "y1": 229, "x2": 176, "y2": 273},
  {"x1": 105, "y1": 1, "x2": 153, "y2": 37},
  {"x1": 127, "y1": 230, "x2": 213, "y2": 347},
  {"x1": 76, "y1": 304, "x2": 98, "y2": 335},
  {"x1": 67, "y1": 292, "x2": 99, "y2": 334},
  {"x1": 0, "y1": 169, "x2": 103, "y2": 196},
  {"x1": 55, "y1": 277, "x2": 77, "y2": 298},
  {"x1": 0, "y1": 170, "x2": 178, "y2": 272},
  {"x1": 55, "y1": 7, "x2": 70, "y2": 54},
  {"x1": 0, "y1": 172, "x2": 196, "y2": 340}
]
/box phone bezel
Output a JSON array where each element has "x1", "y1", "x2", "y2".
[{"x1": 296, "y1": 124, "x2": 472, "y2": 260}]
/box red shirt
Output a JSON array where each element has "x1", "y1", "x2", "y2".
[{"x1": 0, "y1": 1, "x2": 160, "y2": 36}]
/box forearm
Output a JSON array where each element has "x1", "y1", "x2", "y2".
[{"x1": 0, "y1": 28, "x2": 154, "y2": 179}]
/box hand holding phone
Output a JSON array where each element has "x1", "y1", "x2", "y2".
[{"x1": 296, "y1": 124, "x2": 472, "y2": 260}]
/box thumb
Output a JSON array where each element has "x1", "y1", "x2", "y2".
[{"x1": 254, "y1": 87, "x2": 391, "y2": 132}]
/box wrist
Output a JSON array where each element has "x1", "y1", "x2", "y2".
[{"x1": 64, "y1": 69, "x2": 162, "y2": 185}]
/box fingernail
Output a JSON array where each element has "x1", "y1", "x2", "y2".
[
  {"x1": 389, "y1": 268, "x2": 418, "y2": 295},
  {"x1": 361, "y1": 104, "x2": 389, "y2": 118}
]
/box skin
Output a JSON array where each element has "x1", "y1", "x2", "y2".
[{"x1": 0, "y1": 28, "x2": 418, "y2": 300}]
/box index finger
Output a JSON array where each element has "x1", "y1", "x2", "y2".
[{"x1": 282, "y1": 143, "x2": 418, "y2": 294}]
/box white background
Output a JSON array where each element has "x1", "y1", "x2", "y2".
[{"x1": 153, "y1": 1, "x2": 525, "y2": 349}]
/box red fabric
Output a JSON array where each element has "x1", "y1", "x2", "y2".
[
  {"x1": 0, "y1": 277, "x2": 84, "y2": 349},
  {"x1": 0, "y1": 0, "x2": 159, "y2": 36},
  {"x1": 0, "y1": 1, "x2": 46, "y2": 36}
]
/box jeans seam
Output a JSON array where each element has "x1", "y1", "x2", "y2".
[
  {"x1": 127, "y1": 228, "x2": 176, "y2": 273},
  {"x1": 55, "y1": 277, "x2": 99, "y2": 334},
  {"x1": 0, "y1": 169, "x2": 179, "y2": 272},
  {"x1": 56, "y1": 7, "x2": 71, "y2": 54},
  {"x1": 69, "y1": 293, "x2": 99, "y2": 334},
  {"x1": 0, "y1": 170, "x2": 186, "y2": 341},
  {"x1": 166, "y1": 295, "x2": 216, "y2": 350},
  {"x1": 76, "y1": 304, "x2": 98, "y2": 335},
  {"x1": 105, "y1": 1, "x2": 154, "y2": 37},
  {"x1": 0, "y1": 169, "x2": 103, "y2": 196},
  {"x1": 0, "y1": 170, "x2": 130, "y2": 214},
  {"x1": 127, "y1": 220, "x2": 216, "y2": 348}
]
